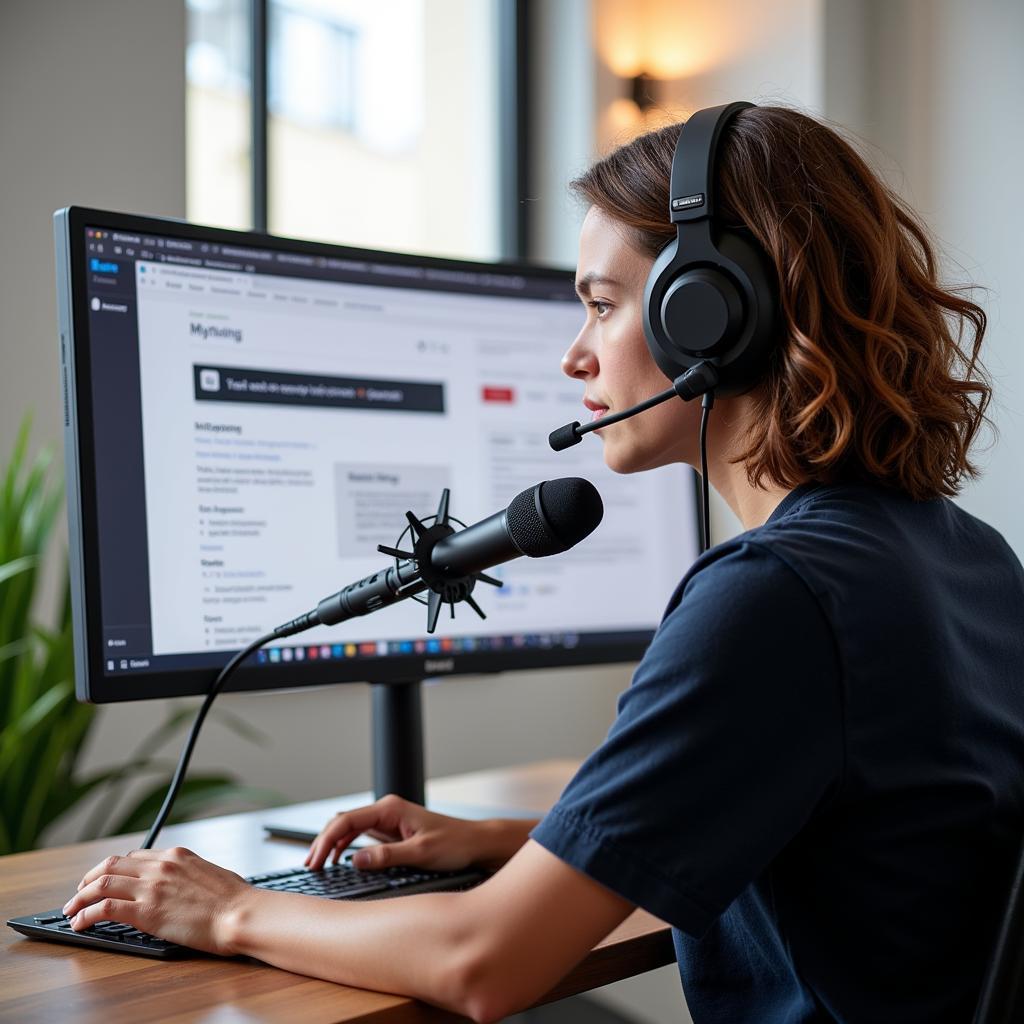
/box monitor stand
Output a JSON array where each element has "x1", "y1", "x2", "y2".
[
  {"x1": 262, "y1": 679, "x2": 539, "y2": 841},
  {"x1": 370, "y1": 680, "x2": 426, "y2": 805}
]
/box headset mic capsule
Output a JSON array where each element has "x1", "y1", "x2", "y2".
[{"x1": 549, "y1": 421, "x2": 582, "y2": 452}]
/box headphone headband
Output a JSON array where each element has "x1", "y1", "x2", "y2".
[
  {"x1": 669, "y1": 101, "x2": 752, "y2": 224},
  {"x1": 643, "y1": 100, "x2": 778, "y2": 397}
]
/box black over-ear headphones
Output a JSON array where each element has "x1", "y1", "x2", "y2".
[
  {"x1": 642, "y1": 101, "x2": 778, "y2": 397},
  {"x1": 549, "y1": 101, "x2": 778, "y2": 551}
]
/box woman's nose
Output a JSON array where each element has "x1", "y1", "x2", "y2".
[{"x1": 561, "y1": 331, "x2": 598, "y2": 380}]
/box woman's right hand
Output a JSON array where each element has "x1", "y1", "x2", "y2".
[{"x1": 304, "y1": 794, "x2": 534, "y2": 873}]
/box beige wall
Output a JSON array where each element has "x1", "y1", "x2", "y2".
[
  {"x1": 823, "y1": 0, "x2": 1024, "y2": 561},
  {"x1": 0, "y1": 0, "x2": 187, "y2": 460}
]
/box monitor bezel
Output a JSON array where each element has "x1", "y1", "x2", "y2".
[{"x1": 57, "y1": 205, "x2": 701, "y2": 704}]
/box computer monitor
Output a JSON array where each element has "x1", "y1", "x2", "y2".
[{"x1": 55, "y1": 207, "x2": 700, "y2": 796}]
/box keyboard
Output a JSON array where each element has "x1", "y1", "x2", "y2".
[{"x1": 6, "y1": 860, "x2": 487, "y2": 959}]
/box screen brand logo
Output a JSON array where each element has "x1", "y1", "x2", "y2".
[
  {"x1": 191, "y1": 322, "x2": 243, "y2": 343},
  {"x1": 424, "y1": 658, "x2": 454, "y2": 674},
  {"x1": 671, "y1": 193, "x2": 705, "y2": 211}
]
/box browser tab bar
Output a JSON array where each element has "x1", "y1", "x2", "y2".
[
  {"x1": 221, "y1": 245, "x2": 275, "y2": 261},
  {"x1": 276, "y1": 252, "x2": 316, "y2": 267}
]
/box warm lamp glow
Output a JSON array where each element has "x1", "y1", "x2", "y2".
[
  {"x1": 594, "y1": 0, "x2": 750, "y2": 80},
  {"x1": 606, "y1": 97, "x2": 644, "y2": 138},
  {"x1": 601, "y1": 97, "x2": 689, "y2": 147}
]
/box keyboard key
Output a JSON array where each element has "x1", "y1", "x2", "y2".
[{"x1": 326, "y1": 881, "x2": 391, "y2": 898}]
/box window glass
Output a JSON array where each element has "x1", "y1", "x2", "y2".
[
  {"x1": 186, "y1": 0, "x2": 253, "y2": 230},
  {"x1": 267, "y1": 0, "x2": 501, "y2": 260}
]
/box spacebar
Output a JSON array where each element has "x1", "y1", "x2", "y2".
[{"x1": 325, "y1": 881, "x2": 392, "y2": 899}]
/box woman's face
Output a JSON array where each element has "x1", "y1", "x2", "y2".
[{"x1": 562, "y1": 205, "x2": 698, "y2": 474}]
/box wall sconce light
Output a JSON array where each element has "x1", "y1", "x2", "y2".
[
  {"x1": 630, "y1": 72, "x2": 658, "y2": 113},
  {"x1": 595, "y1": 0, "x2": 744, "y2": 145}
]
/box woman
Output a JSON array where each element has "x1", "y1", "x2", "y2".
[{"x1": 64, "y1": 105, "x2": 1024, "y2": 1023}]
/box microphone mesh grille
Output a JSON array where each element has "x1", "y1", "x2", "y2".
[
  {"x1": 506, "y1": 486, "x2": 561, "y2": 557},
  {"x1": 506, "y1": 478, "x2": 604, "y2": 557}
]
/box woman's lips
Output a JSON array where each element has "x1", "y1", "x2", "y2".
[{"x1": 591, "y1": 407, "x2": 609, "y2": 423}]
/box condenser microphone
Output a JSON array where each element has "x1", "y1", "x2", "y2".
[
  {"x1": 430, "y1": 477, "x2": 603, "y2": 575},
  {"x1": 276, "y1": 478, "x2": 604, "y2": 635},
  {"x1": 549, "y1": 361, "x2": 719, "y2": 452}
]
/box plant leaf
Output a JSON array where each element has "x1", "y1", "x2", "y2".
[
  {"x1": 0, "y1": 418, "x2": 273, "y2": 856},
  {"x1": 0, "y1": 555, "x2": 37, "y2": 588}
]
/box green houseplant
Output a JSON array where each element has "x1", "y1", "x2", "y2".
[{"x1": 0, "y1": 419, "x2": 278, "y2": 854}]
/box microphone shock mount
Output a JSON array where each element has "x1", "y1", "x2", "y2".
[{"x1": 377, "y1": 487, "x2": 502, "y2": 634}]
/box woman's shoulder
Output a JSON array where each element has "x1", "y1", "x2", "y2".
[
  {"x1": 664, "y1": 481, "x2": 1023, "y2": 652},
  {"x1": 747, "y1": 482, "x2": 1021, "y2": 584}
]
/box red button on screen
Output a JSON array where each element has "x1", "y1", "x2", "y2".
[{"x1": 482, "y1": 386, "x2": 515, "y2": 403}]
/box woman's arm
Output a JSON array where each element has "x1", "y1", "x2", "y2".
[
  {"x1": 64, "y1": 838, "x2": 634, "y2": 1023},
  {"x1": 229, "y1": 840, "x2": 634, "y2": 1022}
]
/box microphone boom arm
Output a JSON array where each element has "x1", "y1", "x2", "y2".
[{"x1": 549, "y1": 360, "x2": 719, "y2": 452}]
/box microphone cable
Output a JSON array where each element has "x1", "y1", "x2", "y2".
[
  {"x1": 140, "y1": 626, "x2": 287, "y2": 850},
  {"x1": 698, "y1": 391, "x2": 715, "y2": 554}
]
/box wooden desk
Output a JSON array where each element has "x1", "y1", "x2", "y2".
[{"x1": 1, "y1": 759, "x2": 673, "y2": 1023}]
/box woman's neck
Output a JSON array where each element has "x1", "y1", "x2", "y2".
[
  {"x1": 704, "y1": 393, "x2": 796, "y2": 531},
  {"x1": 712, "y1": 465, "x2": 792, "y2": 530}
]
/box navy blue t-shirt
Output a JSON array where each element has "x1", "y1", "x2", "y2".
[{"x1": 531, "y1": 483, "x2": 1024, "y2": 1022}]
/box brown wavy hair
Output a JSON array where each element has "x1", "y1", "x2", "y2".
[{"x1": 571, "y1": 106, "x2": 991, "y2": 500}]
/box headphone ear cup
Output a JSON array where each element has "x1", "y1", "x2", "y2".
[
  {"x1": 642, "y1": 229, "x2": 778, "y2": 396},
  {"x1": 642, "y1": 238, "x2": 694, "y2": 381},
  {"x1": 711, "y1": 228, "x2": 778, "y2": 394}
]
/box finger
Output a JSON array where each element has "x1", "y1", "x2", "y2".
[
  {"x1": 305, "y1": 799, "x2": 408, "y2": 868},
  {"x1": 307, "y1": 829, "x2": 358, "y2": 870},
  {"x1": 305, "y1": 820, "x2": 344, "y2": 867},
  {"x1": 305, "y1": 815, "x2": 352, "y2": 867},
  {"x1": 328, "y1": 836, "x2": 385, "y2": 866},
  {"x1": 306, "y1": 825, "x2": 358, "y2": 869},
  {"x1": 315, "y1": 831, "x2": 391, "y2": 866},
  {"x1": 77, "y1": 854, "x2": 147, "y2": 891},
  {"x1": 350, "y1": 836, "x2": 425, "y2": 871},
  {"x1": 64, "y1": 874, "x2": 144, "y2": 920},
  {"x1": 69, "y1": 897, "x2": 141, "y2": 932},
  {"x1": 311, "y1": 829, "x2": 376, "y2": 870}
]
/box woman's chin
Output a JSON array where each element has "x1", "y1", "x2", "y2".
[
  {"x1": 603, "y1": 437, "x2": 683, "y2": 475},
  {"x1": 602, "y1": 442, "x2": 646, "y2": 475}
]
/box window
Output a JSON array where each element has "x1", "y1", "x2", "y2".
[
  {"x1": 186, "y1": 0, "x2": 252, "y2": 230},
  {"x1": 268, "y1": 2, "x2": 358, "y2": 133},
  {"x1": 186, "y1": 0, "x2": 503, "y2": 261}
]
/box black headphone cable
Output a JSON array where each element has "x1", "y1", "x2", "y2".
[{"x1": 698, "y1": 391, "x2": 715, "y2": 554}]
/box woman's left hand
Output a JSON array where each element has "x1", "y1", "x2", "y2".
[{"x1": 61, "y1": 847, "x2": 253, "y2": 956}]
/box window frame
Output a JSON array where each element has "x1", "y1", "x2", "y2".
[{"x1": 246, "y1": 0, "x2": 530, "y2": 260}]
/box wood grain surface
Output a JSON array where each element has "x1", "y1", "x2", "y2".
[{"x1": 0, "y1": 760, "x2": 673, "y2": 1023}]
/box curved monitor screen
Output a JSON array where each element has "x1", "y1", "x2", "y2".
[{"x1": 56, "y1": 208, "x2": 700, "y2": 702}]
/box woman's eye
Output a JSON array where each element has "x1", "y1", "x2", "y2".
[{"x1": 589, "y1": 300, "x2": 611, "y2": 318}]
